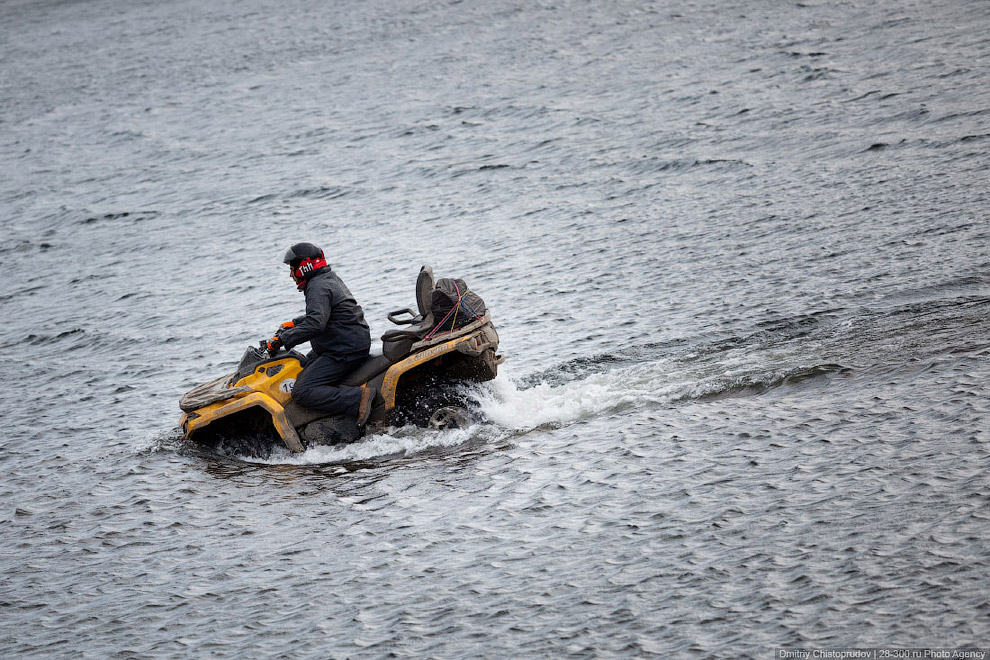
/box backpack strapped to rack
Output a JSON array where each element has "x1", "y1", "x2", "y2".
[{"x1": 426, "y1": 278, "x2": 487, "y2": 340}]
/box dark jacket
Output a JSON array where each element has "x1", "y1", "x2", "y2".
[{"x1": 279, "y1": 267, "x2": 371, "y2": 358}]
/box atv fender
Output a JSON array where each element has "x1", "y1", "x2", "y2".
[{"x1": 182, "y1": 392, "x2": 304, "y2": 452}]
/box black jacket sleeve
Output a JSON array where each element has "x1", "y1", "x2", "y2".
[{"x1": 280, "y1": 285, "x2": 331, "y2": 350}]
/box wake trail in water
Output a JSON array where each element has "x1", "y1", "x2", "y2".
[
  {"x1": 243, "y1": 352, "x2": 845, "y2": 466},
  {"x1": 262, "y1": 425, "x2": 485, "y2": 465}
]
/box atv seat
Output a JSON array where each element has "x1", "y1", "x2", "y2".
[{"x1": 342, "y1": 354, "x2": 392, "y2": 387}]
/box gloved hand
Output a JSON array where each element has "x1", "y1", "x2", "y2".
[
  {"x1": 266, "y1": 335, "x2": 283, "y2": 357},
  {"x1": 280, "y1": 320, "x2": 295, "y2": 330}
]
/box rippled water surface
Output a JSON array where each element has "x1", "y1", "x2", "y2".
[{"x1": 2, "y1": 0, "x2": 990, "y2": 657}]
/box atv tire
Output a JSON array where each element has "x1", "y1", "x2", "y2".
[{"x1": 427, "y1": 406, "x2": 472, "y2": 430}]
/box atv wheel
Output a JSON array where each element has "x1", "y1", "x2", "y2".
[{"x1": 427, "y1": 406, "x2": 472, "y2": 430}]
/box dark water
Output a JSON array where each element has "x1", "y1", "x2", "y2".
[{"x1": 2, "y1": 0, "x2": 989, "y2": 656}]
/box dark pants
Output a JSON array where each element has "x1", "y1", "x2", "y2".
[{"x1": 291, "y1": 353, "x2": 366, "y2": 416}]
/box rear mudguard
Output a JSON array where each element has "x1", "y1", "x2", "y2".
[{"x1": 381, "y1": 332, "x2": 480, "y2": 408}]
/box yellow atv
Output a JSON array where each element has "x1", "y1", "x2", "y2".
[{"x1": 179, "y1": 266, "x2": 502, "y2": 456}]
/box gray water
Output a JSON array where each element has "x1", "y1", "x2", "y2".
[{"x1": 2, "y1": 0, "x2": 990, "y2": 657}]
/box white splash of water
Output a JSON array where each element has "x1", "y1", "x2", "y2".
[
  {"x1": 470, "y1": 362, "x2": 690, "y2": 430},
  {"x1": 255, "y1": 425, "x2": 480, "y2": 465}
]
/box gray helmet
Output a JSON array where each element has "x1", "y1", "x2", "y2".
[{"x1": 283, "y1": 242, "x2": 323, "y2": 267}]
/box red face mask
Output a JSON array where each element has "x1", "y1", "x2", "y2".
[{"x1": 290, "y1": 255, "x2": 327, "y2": 289}]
